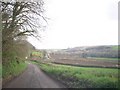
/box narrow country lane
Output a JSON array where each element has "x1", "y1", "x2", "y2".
[{"x1": 3, "y1": 63, "x2": 66, "y2": 88}]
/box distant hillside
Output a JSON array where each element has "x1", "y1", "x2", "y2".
[{"x1": 60, "y1": 45, "x2": 119, "y2": 58}]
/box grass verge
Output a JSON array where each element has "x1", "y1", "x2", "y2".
[
  {"x1": 0, "y1": 65, "x2": 2, "y2": 78},
  {"x1": 2, "y1": 60, "x2": 27, "y2": 84},
  {"x1": 33, "y1": 61, "x2": 119, "y2": 88},
  {"x1": 92, "y1": 57, "x2": 120, "y2": 61}
]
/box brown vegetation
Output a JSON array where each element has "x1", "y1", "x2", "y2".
[{"x1": 50, "y1": 54, "x2": 119, "y2": 68}]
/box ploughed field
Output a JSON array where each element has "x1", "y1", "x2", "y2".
[{"x1": 50, "y1": 54, "x2": 119, "y2": 68}]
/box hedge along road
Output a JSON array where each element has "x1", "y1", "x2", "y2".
[{"x1": 3, "y1": 62, "x2": 66, "y2": 88}]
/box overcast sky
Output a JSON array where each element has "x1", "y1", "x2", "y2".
[{"x1": 28, "y1": 0, "x2": 119, "y2": 49}]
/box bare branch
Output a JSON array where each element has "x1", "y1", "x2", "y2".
[{"x1": 1, "y1": 1, "x2": 47, "y2": 41}]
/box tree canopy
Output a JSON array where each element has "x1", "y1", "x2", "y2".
[
  {"x1": 1, "y1": 0, "x2": 47, "y2": 44},
  {"x1": 1, "y1": 0, "x2": 47, "y2": 64}
]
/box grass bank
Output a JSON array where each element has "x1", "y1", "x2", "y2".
[
  {"x1": 33, "y1": 61, "x2": 119, "y2": 88},
  {"x1": 91, "y1": 57, "x2": 120, "y2": 61},
  {"x1": 0, "y1": 65, "x2": 2, "y2": 78},
  {"x1": 2, "y1": 60, "x2": 27, "y2": 83}
]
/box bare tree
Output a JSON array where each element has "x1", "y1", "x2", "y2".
[{"x1": 1, "y1": 1, "x2": 47, "y2": 44}]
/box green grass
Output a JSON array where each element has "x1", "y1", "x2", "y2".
[
  {"x1": 2, "y1": 45, "x2": 28, "y2": 80},
  {"x1": 34, "y1": 62, "x2": 119, "y2": 88},
  {"x1": 92, "y1": 57, "x2": 120, "y2": 61},
  {"x1": 0, "y1": 64, "x2": 2, "y2": 78},
  {"x1": 2, "y1": 60, "x2": 27, "y2": 79},
  {"x1": 112, "y1": 46, "x2": 120, "y2": 50}
]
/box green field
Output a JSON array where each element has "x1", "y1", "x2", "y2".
[
  {"x1": 33, "y1": 61, "x2": 119, "y2": 88},
  {"x1": 92, "y1": 57, "x2": 120, "y2": 61},
  {"x1": 112, "y1": 46, "x2": 120, "y2": 50}
]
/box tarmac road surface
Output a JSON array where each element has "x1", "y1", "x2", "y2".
[{"x1": 3, "y1": 63, "x2": 66, "y2": 88}]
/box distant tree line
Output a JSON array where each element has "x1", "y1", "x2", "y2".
[
  {"x1": 85, "y1": 46, "x2": 118, "y2": 58},
  {"x1": 85, "y1": 51, "x2": 118, "y2": 58},
  {"x1": 58, "y1": 46, "x2": 119, "y2": 58}
]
